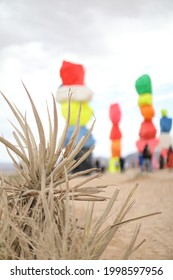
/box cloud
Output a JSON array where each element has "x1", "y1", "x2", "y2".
[
  {"x1": 1, "y1": 0, "x2": 173, "y2": 55},
  {"x1": 0, "y1": 0, "x2": 105, "y2": 55}
]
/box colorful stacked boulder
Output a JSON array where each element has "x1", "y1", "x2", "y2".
[
  {"x1": 108, "y1": 103, "x2": 122, "y2": 172},
  {"x1": 158, "y1": 109, "x2": 173, "y2": 157},
  {"x1": 135, "y1": 74, "x2": 159, "y2": 153},
  {"x1": 56, "y1": 60, "x2": 95, "y2": 172}
]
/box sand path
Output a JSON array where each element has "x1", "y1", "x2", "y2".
[{"x1": 72, "y1": 169, "x2": 173, "y2": 259}]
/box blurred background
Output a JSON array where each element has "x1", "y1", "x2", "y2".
[{"x1": 0, "y1": 0, "x2": 173, "y2": 166}]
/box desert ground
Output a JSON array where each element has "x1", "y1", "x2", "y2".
[
  {"x1": 1, "y1": 167, "x2": 172, "y2": 260},
  {"x1": 72, "y1": 168, "x2": 173, "y2": 260}
]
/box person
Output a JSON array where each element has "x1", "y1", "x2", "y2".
[
  {"x1": 95, "y1": 159, "x2": 100, "y2": 169},
  {"x1": 141, "y1": 144, "x2": 152, "y2": 172},
  {"x1": 138, "y1": 153, "x2": 143, "y2": 170},
  {"x1": 167, "y1": 146, "x2": 173, "y2": 171},
  {"x1": 119, "y1": 157, "x2": 125, "y2": 173},
  {"x1": 159, "y1": 154, "x2": 165, "y2": 169},
  {"x1": 95, "y1": 158, "x2": 106, "y2": 173}
]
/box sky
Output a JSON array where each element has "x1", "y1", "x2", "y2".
[{"x1": 0, "y1": 0, "x2": 173, "y2": 162}]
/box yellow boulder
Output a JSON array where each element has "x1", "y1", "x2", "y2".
[
  {"x1": 138, "y1": 93, "x2": 152, "y2": 106},
  {"x1": 61, "y1": 101, "x2": 93, "y2": 126},
  {"x1": 108, "y1": 157, "x2": 120, "y2": 173}
]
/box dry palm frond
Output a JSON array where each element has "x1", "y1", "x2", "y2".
[{"x1": 0, "y1": 85, "x2": 161, "y2": 259}]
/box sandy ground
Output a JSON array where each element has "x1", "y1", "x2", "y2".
[{"x1": 72, "y1": 168, "x2": 173, "y2": 260}]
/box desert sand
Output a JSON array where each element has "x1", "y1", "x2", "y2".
[{"x1": 73, "y1": 168, "x2": 173, "y2": 260}]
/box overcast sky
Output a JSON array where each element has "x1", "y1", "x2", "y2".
[{"x1": 0, "y1": 0, "x2": 173, "y2": 162}]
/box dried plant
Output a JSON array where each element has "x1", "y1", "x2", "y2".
[{"x1": 0, "y1": 84, "x2": 161, "y2": 259}]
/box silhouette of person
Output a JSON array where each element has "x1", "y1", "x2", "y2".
[{"x1": 141, "y1": 144, "x2": 152, "y2": 172}]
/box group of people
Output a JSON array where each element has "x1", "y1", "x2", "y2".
[
  {"x1": 73, "y1": 143, "x2": 173, "y2": 174},
  {"x1": 139, "y1": 144, "x2": 173, "y2": 172}
]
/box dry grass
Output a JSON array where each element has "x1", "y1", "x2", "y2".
[{"x1": 0, "y1": 84, "x2": 161, "y2": 259}]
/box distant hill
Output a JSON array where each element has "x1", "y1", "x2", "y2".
[
  {"x1": 0, "y1": 162, "x2": 15, "y2": 173},
  {"x1": 125, "y1": 151, "x2": 160, "y2": 168},
  {"x1": 94, "y1": 151, "x2": 160, "y2": 169},
  {"x1": 0, "y1": 151, "x2": 160, "y2": 173},
  {"x1": 125, "y1": 152, "x2": 139, "y2": 168}
]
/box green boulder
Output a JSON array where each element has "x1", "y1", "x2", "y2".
[
  {"x1": 161, "y1": 109, "x2": 168, "y2": 117},
  {"x1": 135, "y1": 74, "x2": 152, "y2": 95}
]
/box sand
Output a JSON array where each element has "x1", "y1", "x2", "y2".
[
  {"x1": 73, "y1": 168, "x2": 173, "y2": 260},
  {"x1": 1, "y1": 167, "x2": 172, "y2": 260}
]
